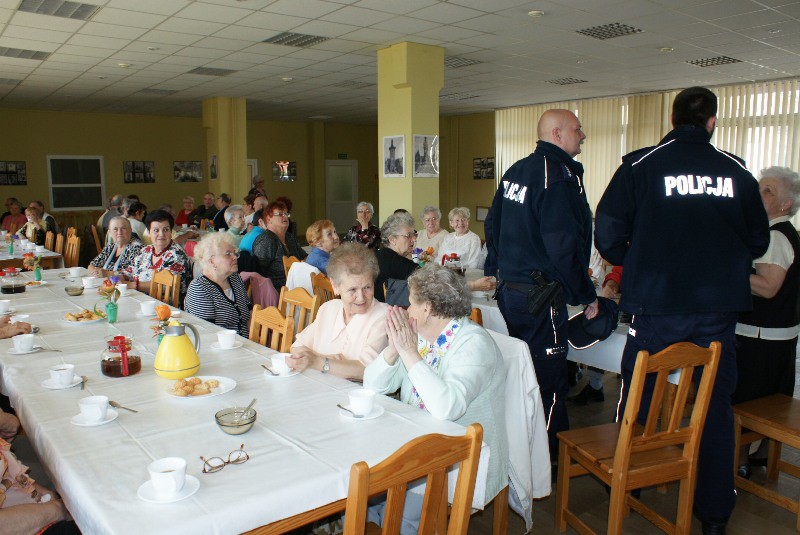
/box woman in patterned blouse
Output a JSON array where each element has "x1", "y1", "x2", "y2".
[
  {"x1": 343, "y1": 201, "x2": 381, "y2": 249},
  {"x1": 123, "y1": 210, "x2": 191, "y2": 299},
  {"x1": 88, "y1": 217, "x2": 143, "y2": 278}
]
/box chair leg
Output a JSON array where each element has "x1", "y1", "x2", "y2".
[
  {"x1": 674, "y1": 475, "x2": 695, "y2": 535},
  {"x1": 767, "y1": 440, "x2": 782, "y2": 480},
  {"x1": 554, "y1": 441, "x2": 570, "y2": 532},
  {"x1": 492, "y1": 485, "x2": 508, "y2": 535},
  {"x1": 607, "y1": 480, "x2": 627, "y2": 535}
]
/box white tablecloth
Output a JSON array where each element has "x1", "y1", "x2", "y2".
[{"x1": 0, "y1": 270, "x2": 488, "y2": 535}]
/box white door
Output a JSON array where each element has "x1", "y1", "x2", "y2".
[{"x1": 325, "y1": 160, "x2": 358, "y2": 236}]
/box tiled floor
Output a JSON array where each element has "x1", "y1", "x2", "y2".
[{"x1": 469, "y1": 371, "x2": 799, "y2": 534}]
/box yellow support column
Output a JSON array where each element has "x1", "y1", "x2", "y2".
[
  {"x1": 377, "y1": 42, "x2": 444, "y2": 225},
  {"x1": 202, "y1": 97, "x2": 248, "y2": 202}
]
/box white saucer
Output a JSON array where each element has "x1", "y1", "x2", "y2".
[
  {"x1": 70, "y1": 409, "x2": 119, "y2": 427},
  {"x1": 0, "y1": 307, "x2": 16, "y2": 314},
  {"x1": 136, "y1": 311, "x2": 156, "y2": 318},
  {"x1": 42, "y1": 375, "x2": 82, "y2": 390},
  {"x1": 339, "y1": 405, "x2": 384, "y2": 420},
  {"x1": 170, "y1": 310, "x2": 181, "y2": 317},
  {"x1": 263, "y1": 369, "x2": 299, "y2": 379},
  {"x1": 8, "y1": 346, "x2": 42, "y2": 355},
  {"x1": 137, "y1": 475, "x2": 200, "y2": 504},
  {"x1": 210, "y1": 341, "x2": 243, "y2": 350}
]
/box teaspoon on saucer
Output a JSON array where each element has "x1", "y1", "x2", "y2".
[
  {"x1": 261, "y1": 364, "x2": 277, "y2": 376},
  {"x1": 336, "y1": 404, "x2": 363, "y2": 419}
]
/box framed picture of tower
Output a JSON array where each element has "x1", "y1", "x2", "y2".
[
  {"x1": 383, "y1": 135, "x2": 404, "y2": 178},
  {"x1": 412, "y1": 134, "x2": 439, "y2": 178}
]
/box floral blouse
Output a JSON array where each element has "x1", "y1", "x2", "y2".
[
  {"x1": 343, "y1": 223, "x2": 381, "y2": 249},
  {"x1": 123, "y1": 242, "x2": 191, "y2": 295},
  {"x1": 90, "y1": 239, "x2": 143, "y2": 272},
  {"x1": 410, "y1": 318, "x2": 462, "y2": 410}
]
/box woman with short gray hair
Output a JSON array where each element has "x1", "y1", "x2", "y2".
[
  {"x1": 439, "y1": 206, "x2": 482, "y2": 268},
  {"x1": 364, "y1": 263, "x2": 509, "y2": 529},
  {"x1": 375, "y1": 213, "x2": 418, "y2": 302},
  {"x1": 734, "y1": 165, "x2": 800, "y2": 478},
  {"x1": 415, "y1": 205, "x2": 448, "y2": 258},
  {"x1": 223, "y1": 204, "x2": 246, "y2": 244},
  {"x1": 343, "y1": 201, "x2": 381, "y2": 249}
]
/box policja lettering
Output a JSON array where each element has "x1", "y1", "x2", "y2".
[
  {"x1": 501, "y1": 180, "x2": 528, "y2": 204},
  {"x1": 664, "y1": 174, "x2": 734, "y2": 198}
]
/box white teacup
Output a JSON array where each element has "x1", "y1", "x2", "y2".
[
  {"x1": 117, "y1": 283, "x2": 128, "y2": 296},
  {"x1": 270, "y1": 353, "x2": 291, "y2": 375},
  {"x1": 148, "y1": 457, "x2": 187, "y2": 497},
  {"x1": 69, "y1": 267, "x2": 82, "y2": 277},
  {"x1": 10, "y1": 314, "x2": 29, "y2": 324},
  {"x1": 35, "y1": 245, "x2": 45, "y2": 253},
  {"x1": 348, "y1": 389, "x2": 376, "y2": 416},
  {"x1": 217, "y1": 329, "x2": 236, "y2": 349},
  {"x1": 19, "y1": 239, "x2": 29, "y2": 246},
  {"x1": 0, "y1": 300, "x2": 10, "y2": 313},
  {"x1": 50, "y1": 364, "x2": 75, "y2": 386},
  {"x1": 78, "y1": 395, "x2": 109, "y2": 423},
  {"x1": 82, "y1": 276, "x2": 98, "y2": 288},
  {"x1": 26, "y1": 242, "x2": 36, "y2": 250},
  {"x1": 140, "y1": 301, "x2": 157, "y2": 316},
  {"x1": 12, "y1": 333, "x2": 35, "y2": 352},
  {"x1": 182, "y1": 224, "x2": 188, "y2": 229}
]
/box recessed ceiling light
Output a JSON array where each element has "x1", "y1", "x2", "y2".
[
  {"x1": 147, "y1": 46, "x2": 160, "y2": 51},
  {"x1": 98, "y1": 75, "x2": 106, "y2": 79},
  {"x1": 660, "y1": 47, "x2": 674, "y2": 53},
  {"x1": 768, "y1": 28, "x2": 781, "y2": 34},
  {"x1": 281, "y1": 76, "x2": 293, "y2": 82},
  {"x1": 118, "y1": 63, "x2": 131, "y2": 68},
  {"x1": 528, "y1": 10, "x2": 545, "y2": 18}
]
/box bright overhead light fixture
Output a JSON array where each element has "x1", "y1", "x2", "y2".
[
  {"x1": 281, "y1": 76, "x2": 293, "y2": 82},
  {"x1": 147, "y1": 46, "x2": 160, "y2": 51},
  {"x1": 118, "y1": 63, "x2": 131, "y2": 68},
  {"x1": 528, "y1": 10, "x2": 545, "y2": 17},
  {"x1": 660, "y1": 47, "x2": 674, "y2": 53}
]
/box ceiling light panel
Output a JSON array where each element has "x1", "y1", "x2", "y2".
[
  {"x1": 186, "y1": 66, "x2": 237, "y2": 76},
  {"x1": 444, "y1": 56, "x2": 482, "y2": 68},
  {"x1": 546, "y1": 77, "x2": 588, "y2": 85},
  {"x1": 262, "y1": 32, "x2": 330, "y2": 48},
  {"x1": 18, "y1": 0, "x2": 99, "y2": 21},
  {"x1": 686, "y1": 56, "x2": 742, "y2": 67},
  {"x1": 0, "y1": 47, "x2": 51, "y2": 60},
  {"x1": 576, "y1": 22, "x2": 643, "y2": 40}
]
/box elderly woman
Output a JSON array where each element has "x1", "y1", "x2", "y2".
[
  {"x1": 88, "y1": 217, "x2": 143, "y2": 277},
  {"x1": 18, "y1": 206, "x2": 49, "y2": 245},
  {"x1": 439, "y1": 207, "x2": 482, "y2": 269},
  {"x1": 122, "y1": 210, "x2": 191, "y2": 297},
  {"x1": 288, "y1": 243, "x2": 387, "y2": 380},
  {"x1": 305, "y1": 220, "x2": 339, "y2": 275},
  {"x1": 735, "y1": 166, "x2": 800, "y2": 478},
  {"x1": 415, "y1": 206, "x2": 448, "y2": 258},
  {"x1": 375, "y1": 212, "x2": 418, "y2": 302},
  {"x1": 185, "y1": 233, "x2": 251, "y2": 337},
  {"x1": 1, "y1": 200, "x2": 26, "y2": 233},
  {"x1": 364, "y1": 265, "x2": 509, "y2": 529},
  {"x1": 251, "y1": 201, "x2": 307, "y2": 289},
  {"x1": 343, "y1": 201, "x2": 381, "y2": 249},
  {"x1": 224, "y1": 204, "x2": 246, "y2": 245},
  {"x1": 175, "y1": 196, "x2": 195, "y2": 227}
]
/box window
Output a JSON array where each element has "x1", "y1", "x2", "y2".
[{"x1": 47, "y1": 155, "x2": 106, "y2": 211}]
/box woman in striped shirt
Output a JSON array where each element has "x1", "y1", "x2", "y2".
[{"x1": 185, "y1": 232, "x2": 251, "y2": 338}]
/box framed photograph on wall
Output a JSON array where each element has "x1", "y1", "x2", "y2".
[
  {"x1": 272, "y1": 160, "x2": 296, "y2": 182},
  {"x1": 123, "y1": 161, "x2": 155, "y2": 183},
  {"x1": 476, "y1": 206, "x2": 490, "y2": 222},
  {"x1": 173, "y1": 161, "x2": 203, "y2": 182},
  {"x1": 473, "y1": 158, "x2": 481, "y2": 179},
  {"x1": 383, "y1": 135, "x2": 404, "y2": 178},
  {"x1": 210, "y1": 154, "x2": 218, "y2": 180},
  {"x1": 0, "y1": 160, "x2": 26, "y2": 185},
  {"x1": 413, "y1": 134, "x2": 439, "y2": 178}
]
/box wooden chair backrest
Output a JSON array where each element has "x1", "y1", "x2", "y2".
[
  {"x1": 44, "y1": 231, "x2": 54, "y2": 251},
  {"x1": 311, "y1": 272, "x2": 337, "y2": 304},
  {"x1": 282, "y1": 255, "x2": 300, "y2": 276},
  {"x1": 278, "y1": 286, "x2": 319, "y2": 336},
  {"x1": 54, "y1": 233, "x2": 65, "y2": 255},
  {"x1": 7, "y1": 222, "x2": 19, "y2": 234},
  {"x1": 66, "y1": 226, "x2": 77, "y2": 238},
  {"x1": 468, "y1": 308, "x2": 483, "y2": 326},
  {"x1": 90, "y1": 224, "x2": 102, "y2": 255},
  {"x1": 616, "y1": 341, "x2": 721, "y2": 471},
  {"x1": 63, "y1": 235, "x2": 81, "y2": 268},
  {"x1": 343, "y1": 423, "x2": 483, "y2": 535},
  {"x1": 199, "y1": 218, "x2": 211, "y2": 230},
  {"x1": 149, "y1": 270, "x2": 180, "y2": 307},
  {"x1": 248, "y1": 304, "x2": 294, "y2": 352}
]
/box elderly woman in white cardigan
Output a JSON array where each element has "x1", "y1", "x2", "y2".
[{"x1": 364, "y1": 264, "x2": 508, "y2": 532}]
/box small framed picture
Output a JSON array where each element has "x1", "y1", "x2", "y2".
[{"x1": 476, "y1": 206, "x2": 490, "y2": 222}]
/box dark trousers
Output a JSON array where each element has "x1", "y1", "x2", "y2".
[
  {"x1": 498, "y1": 284, "x2": 569, "y2": 458},
  {"x1": 617, "y1": 312, "x2": 737, "y2": 524}
]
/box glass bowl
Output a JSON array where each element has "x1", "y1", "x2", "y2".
[
  {"x1": 65, "y1": 286, "x2": 84, "y2": 296},
  {"x1": 215, "y1": 407, "x2": 257, "y2": 435}
]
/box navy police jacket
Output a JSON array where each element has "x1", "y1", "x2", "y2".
[
  {"x1": 595, "y1": 125, "x2": 769, "y2": 315},
  {"x1": 485, "y1": 140, "x2": 596, "y2": 306}
]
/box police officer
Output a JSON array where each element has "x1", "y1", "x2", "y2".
[
  {"x1": 485, "y1": 109, "x2": 598, "y2": 459},
  {"x1": 595, "y1": 86, "x2": 769, "y2": 535}
]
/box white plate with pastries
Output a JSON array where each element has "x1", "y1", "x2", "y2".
[
  {"x1": 62, "y1": 310, "x2": 106, "y2": 324},
  {"x1": 166, "y1": 376, "x2": 236, "y2": 398}
]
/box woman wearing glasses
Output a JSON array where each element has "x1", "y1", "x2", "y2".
[
  {"x1": 185, "y1": 232, "x2": 251, "y2": 337},
  {"x1": 375, "y1": 212, "x2": 418, "y2": 302},
  {"x1": 251, "y1": 201, "x2": 307, "y2": 289},
  {"x1": 343, "y1": 201, "x2": 381, "y2": 249}
]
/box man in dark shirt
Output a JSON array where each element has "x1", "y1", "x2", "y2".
[
  {"x1": 213, "y1": 193, "x2": 230, "y2": 231},
  {"x1": 191, "y1": 192, "x2": 218, "y2": 227}
]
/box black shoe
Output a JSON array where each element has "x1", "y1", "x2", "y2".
[
  {"x1": 737, "y1": 463, "x2": 752, "y2": 479},
  {"x1": 569, "y1": 384, "x2": 604, "y2": 405},
  {"x1": 749, "y1": 455, "x2": 768, "y2": 467},
  {"x1": 701, "y1": 520, "x2": 727, "y2": 535}
]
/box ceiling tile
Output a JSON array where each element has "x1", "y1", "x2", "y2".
[
  {"x1": 0, "y1": 35, "x2": 59, "y2": 52},
  {"x1": 292, "y1": 19, "x2": 360, "y2": 37},
  {"x1": 10, "y1": 11, "x2": 84, "y2": 32},
  {"x1": 155, "y1": 17, "x2": 227, "y2": 35},
  {"x1": 711, "y1": 10, "x2": 789, "y2": 31},
  {"x1": 353, "y1": 0, "x2": 438, "y2": 16},
  {"x1": 173, "y1": 2, "x2": 252, "y2": 23},
  {"x1": 138, "y1": 30, "x2": 204, "y2": 46},
  {"x1": 407, "y1": 3, "x2": 484, "y2": 24},
  {"x1": 2, "y1": 25, "x2": 72, "y2": 44},
  {"x1": 236, "y1": 11, "x2": 310, "y2": 32},
  {"x1": 81, "y1": 21, "x2": 148, "y2": 40},
  {"x1": 268, "y1": 0, "x2": 341, "y2": 18},
  {"x1": 323, "y1": 5, "x2": 394, "y2": 25},
  {"x1": 106, "y1": 0, "x2": 190, "y2": 16},
  {"x1": 68, "y1": 34, "x2": 131, "y2": 50},
  {"x1": 92, "y1": 8, "x2": 168, "y2": 29},
  {"x1": 341, "y1": 27, "x2": 403, "y2": 43}
]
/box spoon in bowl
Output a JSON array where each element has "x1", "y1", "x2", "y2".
[
  {"x1": 235, "y1": 398, "x2": 257, "y2": 422},
  {"x1": 261, "y1": 364, "x2": 277, "y2": 376}
]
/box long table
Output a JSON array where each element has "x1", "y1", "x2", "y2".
[
  {"x1": 0, "y1": 249, "x2": 64, "y2": 270},
  {"x1": 0, "y1": 270, "x2": 489, "y2": 534}
]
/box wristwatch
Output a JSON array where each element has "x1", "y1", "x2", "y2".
[{"x1": 321, "y1": 358, "x2": 330, "y2": 374}]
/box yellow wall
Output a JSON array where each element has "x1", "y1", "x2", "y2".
[{"x1": 439, "y1": 112, "x2": 497, "y2": 238}]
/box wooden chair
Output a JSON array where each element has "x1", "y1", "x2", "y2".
[
  {"x1": 63, "y1": 235, "x2": 81, "y2": 268},
  {"x1": 555, "y1": 341, "x2": 721, "y2": 535},
  {"x1": 311, "y1": 272, "x2": 337, "y2": 304},
  {"x1": 733, "y1": 394, "x2": 800, "y2": 529},
  {"x1": 149, "y1": 270, "x2": 180, "y2": 307},
  {"x1": 248, "y1": 304, "x2": 294, "y2": 352},
  {"x1": 54, "y1": 233, "x2": 65, "y2": 255},
  {"x1": 468, "y1": 307, "x2": 483, "y2": 326},
  {"x1": 343, "y1": 423, "x2": 483, "y2": 535},
  {"x1": 90, "y1": 224, "x2": 102, "y2": 255},
  {"x1": 44, "y1": 231, "x2": 54, "y2": 251},
  {"x1": 278, "y1": 286, "x2": 319, "y2": 336},
  {"x1": 199, "y1": 218, "x2": 212, "y2": 230},
  {"x1": 66, "y1": 226, "x2": 77, "y2": 238},
  {"x1": 282, "y1": 255, "x2": 299, "y2": 276}
]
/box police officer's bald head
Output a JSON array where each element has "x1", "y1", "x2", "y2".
[
  {"x1": 537, "y1": 109, "x2": 585, "y2": 158},
  {"x1": 672, "y1": 86, "x2": 717, "y2": 132}
]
